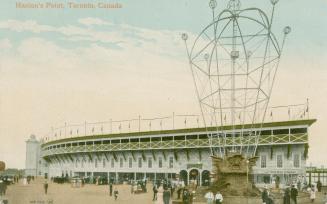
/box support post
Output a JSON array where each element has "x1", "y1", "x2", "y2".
[{"x1": 138, "y1": 115, "x2": 141, "y2": 132}]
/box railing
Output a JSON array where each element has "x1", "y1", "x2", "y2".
[
  {"x1": 42, "y1": 133, "x2": 308, "y2": 157},
  {"x1": 40, "y1": 102, "x2": 309, "y2": 143}
]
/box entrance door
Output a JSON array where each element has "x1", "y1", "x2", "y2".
[
  {"x1": 179, "y1": 170, "x2": 188, "y2": 186},
  {"x1": 189, "y1": 169, "x2": 200, "y2": 186},
  {"x1": 201, "y1": 170, "x2": 210, "y2": 186}
]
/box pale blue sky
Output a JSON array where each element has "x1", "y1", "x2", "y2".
[{"x1": 1, "y1": 0, "x2": 326, "y2": 57}]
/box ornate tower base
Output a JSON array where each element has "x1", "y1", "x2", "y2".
[{"x1": 210, "y1": 153, "x2": 260, "y2": 196}]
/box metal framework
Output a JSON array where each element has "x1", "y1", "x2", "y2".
[
  {"x1": 182, "y1": 0, "x2": 291, "y2": 157},
  {"x1": 41, "y1": 119, "x2": 314, "y2": 159},
  {"x1": 42, "y1": 132, "x2": 308, "y2": 159}
]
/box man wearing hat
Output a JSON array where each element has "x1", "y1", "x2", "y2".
[
  {"x1": 214, "y1": 191, "x2": 223, "y2": 204},
  {"x1": 261, "y1": 186, "x2": 269, "y2": 204},
  {"x1": 290, "y1": 184, "x2": 298, "y2": 204},
  {"x1": 182, "y1": 187, "x2": 190, "y2": 204},
  {"x1": 204, "y1": 190, "x2": 214, "y2": 204}
]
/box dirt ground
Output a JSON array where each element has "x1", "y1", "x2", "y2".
[{"x1": 1, "y1": 178, "x2": 326, "y2": 204}]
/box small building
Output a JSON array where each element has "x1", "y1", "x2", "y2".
[
  {"x1": 25, "y1": 135, "x2": 48, "y2": 177},
  {"x1": 306, "y1": 167, "x2": 327, "y2": 186}
]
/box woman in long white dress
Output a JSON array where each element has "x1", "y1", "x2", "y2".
[
  {"x1": 308, "y1": 187, "x2": 316, "y2": 202},
  {"x1": 156, "y1": 185, "x2": 164, "y2": 204}
]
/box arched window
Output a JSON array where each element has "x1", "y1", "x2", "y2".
[
  {"x1": 120, "y1": 158, "x2": 123, "y2": 168},
  {"x1": 111, "y1": 158, "x2": 115, "y2": 168},
  {"x1": 75, "y1": 159, "x2": 79, "y2": 168},
  {"x1": 148, "y1": 157, "x2": 152, "y2": 168},
  {"x1": 169, "y1": 157, "x2": 174, "y2": 168},
  {"x1": 138, "y1": 158, "x2": 142, "y2": 168},
  {"x1": 129, "y1": 157, "x2": 133, "y2": 168}
]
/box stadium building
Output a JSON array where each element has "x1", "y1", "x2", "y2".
[{"x1": 26, "y1": 117, "x2": 315, "y2": 188}]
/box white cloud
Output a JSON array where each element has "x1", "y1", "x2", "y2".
[
  {"x1": 0, "y1": 20, "x2": 53, "y2": 33},
  {"x1": 0, "y1": 18, "x2": 192, "y2": 59},
  {"x1": 78, "y1": 17, "x2": 112, "y2": 26}
]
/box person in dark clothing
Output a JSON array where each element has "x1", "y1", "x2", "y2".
[
  {"x1": 182, "y1": 188, "x2": 190, "y2": 204},
  {"x1": 262, "y1": 187, "x2": 269, "y2": 204},
  {"x1": 290, "y1": 185, "x2": 298, "y2": 204},
  {"x1": 163, "y1": 188, "x2": 171, "y2": 204},
  {"x1": 283, "y1": 188, "x2": 291, "y2": 204},
  {"x1": 109, "y1": 183, "x2": 113, "y2": 196},
  {"x1": 114, "y1": 187, "x2": 119, "y2": 201},
  {"x1": 170, "y1": 184, "x2": 175, "y2": 199},
  {"x1": 0, "y1": 181, "x2": 4, "y2": 196},
  {"x1": 177, "y1": 187, "x2": 182, "y2": 199},
  {"x1": 317, "y1": 180, "x2": 322, "y2": 192},
  {"x1": 44, "y1": 181, "x2": 49, "y2": 194},
  {"x1": 152, "y1": 185, "x2": 158, "y2": 201}
]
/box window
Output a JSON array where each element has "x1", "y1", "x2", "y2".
[
  {"x1": 290, "y1": 128, "x2": 307, "y2": 134},
  {"x1": 159, "y1": 157, "x2": 163, "y2": 168},
  {"x1": 162, "y1": 136, "x2": 173, "y2": 141},
  {"x1": 129, "y1": 158, "x2": 133, "y2": 168},
  {"x1": 148, "y1": 157, "x2": 152, "y2": 168},
  {"x1": 75, "y1": 159, "x2": 79, "y2": 168},
  {"x1": 111, "y1": 158, "x2": 115, "y2": 168},
  {"x1": 120, "y1": 158, "x2": 123, "y2": 168},
  {"x1": 293, "y1": 154, "x2": 300, "y2": 168},
  {"x1": 261, "y1": 155, "x2": 267, "y2": 168},
  {"x1": 95, "y1": 159, "x2": 98, "y2": 168},
  {"x1": 277, "y1": 155, "x2": 283, "y2": 168},
  {"x1": 81, "y1": 159, "x2": 84, "y2": 168},
  {"x1": 103, "y1": 159, "x2": 106, "y2": 168},
  {"x1": 140, "y1": 138, "x2": 150, "y2": 142},
  {"x1": 273, "y1": 129, "x2": 289, "y2": 135},
  {"x1": 138, "y1": 158, "x2": 142, "y2": 168},
  {"x1": 169, "y1": 157, "x2": 173, "y2": 168}
]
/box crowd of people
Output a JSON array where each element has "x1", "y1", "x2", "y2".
[
  {"x1": 260, "y1": 181, "x2": 325, "y2": 204},
  {"x1": 2, "y1": 173, "x2": 326, "y2": 204}
]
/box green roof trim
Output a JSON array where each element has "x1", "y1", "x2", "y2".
[{"x1": 42, "y1": 119, "x2": 316, "y2": 147}]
